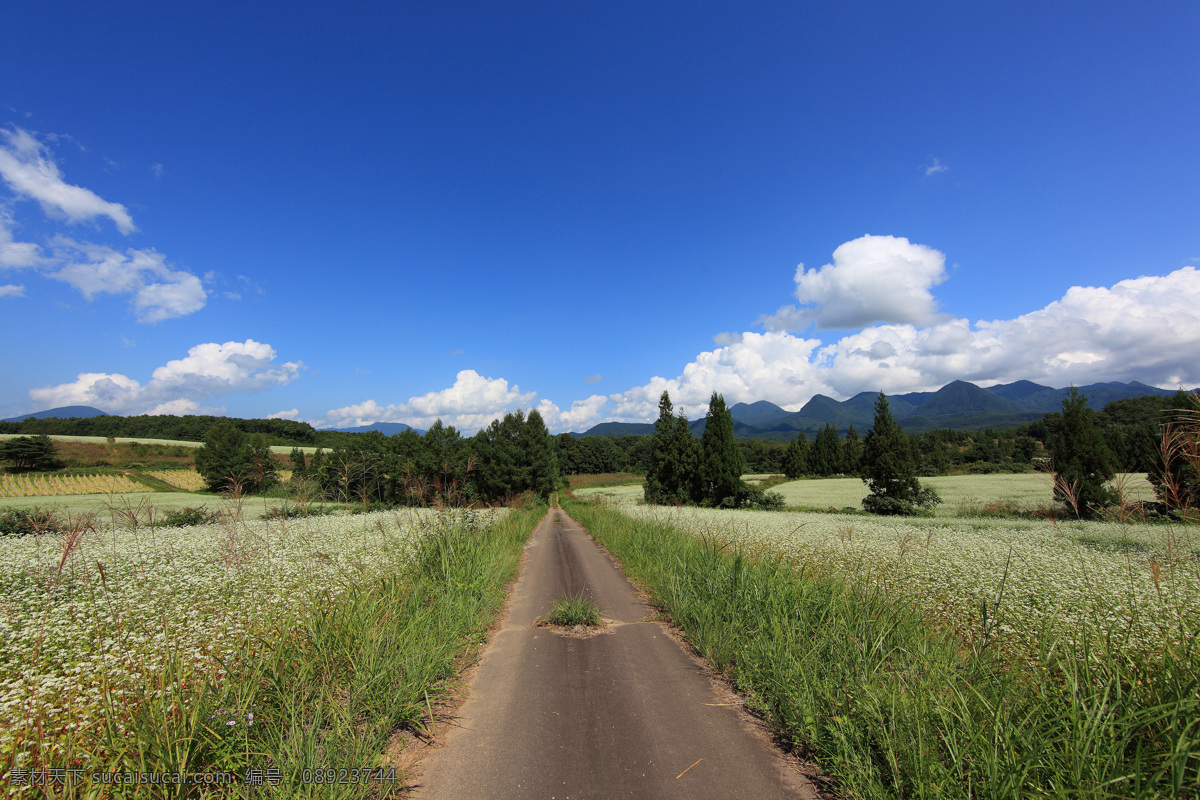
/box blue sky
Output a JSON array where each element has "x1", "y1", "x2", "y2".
[{"x1": 2, "y1": 1, "x2": 1198, "y2": 432}]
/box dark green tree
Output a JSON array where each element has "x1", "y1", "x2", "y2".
[
  {"x1": 0, "y1": 435, "x2": 62, "y2": 472},
  {"x1": 861, "y1": 392, "x2": 939, "y2": 515},
  {"x1": 289, "y1": 446, "x2": 307, "y2": 476},
  {"x1": 842, "y1": 424, "x2": 862, "y2": 476},
  {"x1": 519, "y1": 409, "x2": 560, "y2": 498},
  {"x1": 1050, "y1": 387, "x2": 1116, "y2": 518},
  {"x1": 811, "y1": 423, "x2": 842, "y2": 476},
  {"x1": 645, "y1": 392, "x2": 698, "y2": 504},
  {"x1": 782, "y1": 432, "x2": 809, "y2": 479},
  {"x1": 699, "y1": 392, "x2": 745, "y2": 506},
  {"x1": 195, "y1": 422, "x2": 278, "y2": 494}
]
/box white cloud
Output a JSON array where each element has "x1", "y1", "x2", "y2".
[
  {"x1": 584, "y1": 374, "x2": 603, "y2": 384},
  {"x1": 0, "y1": 214, "x2": 45, "y2": 269},
  {"x1": 323, "y1": 370, "x2": 538, "y2": 432},
  {"x1": 267, "y1": 408, "x2": 300, "y2": 420},
  {"x1": 712, "y1": 332, "x2": 743, "y2": 345},
  {"x1": 925, "y1": 157, "x2": 948, "y2": 176},
  {"x1": 760, "y1": 234, "x2": 948, "y2": 331},
  {"x1": 151, "y1": 162, "x2": 164, "y2": 178},
  {"x1": 605, "y1": 261, "x2": 1200, "y2": 423},
  {"x1": 0, "y1": 283, "x2": 26, "y2": 297},
  {"x1": 50, "y1": 238, "x2": 207, "y2": 322},
  {"x1": 536, "y1": 395, "x2": 609, "y2": 432},
  {"x1": 29, "y1": 340, "x2": 302, "y2": 414},
  {"x1": 0, "y1": 128, "x2": 136, "y2": 233}
]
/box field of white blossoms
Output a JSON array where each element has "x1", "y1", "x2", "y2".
[
  {"x1": 578, "y1": 478, "x2": 1199, "y2": 658},
  {"x1": 0, "y1": 505, "x2": 507, "y2": 783}
]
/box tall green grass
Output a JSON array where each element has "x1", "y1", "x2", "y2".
[
  {"x1": 9, "y1": 504, "x2": 541, "y2": 798},
  {"x1": 565, "y1": 499, "x2": 1199, "y2": 799}
]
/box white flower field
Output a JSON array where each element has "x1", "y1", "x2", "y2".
[
  {"x1": 579, "y1": 476, "x2": 1200, "y2": 658},
  {"x1": 0, "y1": 506, "x2": 506, "y2": 780}
]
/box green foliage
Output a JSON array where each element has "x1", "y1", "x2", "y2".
[
  {"x1": 842, "y1": 424, "x2": 862, "y2": 476},
  {"x1": 471, "y1": 410, "x2": 561, "y2": 502},
  {"x1": 644, "y1": 392, "x2": 699, "y2": 504},
  {"x1": 0, "y1": 506, "x2": 64, "y2": 537},
  {"x1": 1049, "y1": 387, "x2": 1116, "y2": 518},
  {"x1": 288, "y1": 446, "x2": 307, "y2": 476},
  {"x1": 1150, "y1": 389, "x2": 1199, "y2": 511},
  {"x1": 783, "y1": 432, "x2": 809, "y2": 479},
  {"x1": 861, "y1": 393, "x2": 940, "y2": 515},
  {"x1": 540, "y1": 593, "x2": 604, "y2": 627},
  {"x1": 159, "y1": 506, "x2": 220, "y2": 528},
  {"x1": 0, "y1": 434, "x2": 63, "y2": 473},
  {"x1": 194, "y1": 421, "x2": 279, "y2": 494},
  {"x1": 811, "y1": 423, "x2": 843, "y2": 476},
  {"x1": 699, "y1": 392, "x2": 745, "y2": 506}
]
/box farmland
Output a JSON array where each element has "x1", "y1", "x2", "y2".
[
  {"x1": 0, "y1": 472, "x2": 152, "y2": 498},
  {"x1": 0, "y1": 502, "x2": 533, "y2": 793},
  {"x1": 567, "y1": 473, "x2": 1199, "y2": 797},
  {"x1": 580, "y1": 471, "x2": 1158, "y2": 515}
]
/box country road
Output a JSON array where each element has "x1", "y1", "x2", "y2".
[{"x1": 411, "y1": 507, "x2": 819, "y2": 800}]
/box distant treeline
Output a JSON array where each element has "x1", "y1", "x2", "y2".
[
  {"x1": 0, "y1": 414, "x2": 370, "y2": 450},
  {"x1": 2, "y1": 392, "x2": 1179, "y2": 480}
]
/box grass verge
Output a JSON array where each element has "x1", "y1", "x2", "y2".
[
  {"x1": 26, "y1": 504, "x2": 542, "y2": 798},
  {"x1": 563, "y1": 498, "x2": 1199, "y2": 799}
]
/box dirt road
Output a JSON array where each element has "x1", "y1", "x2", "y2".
[{"x1": 412, "y1": 508, "x2": 818, "y2": 799}]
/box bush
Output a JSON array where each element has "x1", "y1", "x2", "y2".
[
  {"x1": 714, "y1": 482, "x2": 785, "y2": 511},
  {"x1": 160, "y1": 506, "x2": 220, "y2": 528},
  {"x1": 0, "y1": 506, "x2": 64, "y2": 538}
]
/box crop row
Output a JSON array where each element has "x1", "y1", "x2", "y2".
[
  {"x1": 144, "y1": 469, "x2": 208, "y2": 491},
  {"x1": 0, "y1": 472, "x2": 151, "y2": 498}
]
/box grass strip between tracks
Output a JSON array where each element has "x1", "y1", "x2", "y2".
[{"x1": 564, "y1": 499, "x2": 1199, "y2": 800}]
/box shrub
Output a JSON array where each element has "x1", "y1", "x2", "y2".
[
  {"x1": 0, "y1": 506, "x2": 64, "y2": 537},
  {"x1": 160, "y1": 506, "x2": 220, "y2": 528}
]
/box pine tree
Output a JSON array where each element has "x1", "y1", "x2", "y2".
[
  {"x1": 520, "y1": 409, "x2": 560, "y2": 498},
  {"x1": 699, "y1": 392, "x2": 745, "y2": 506},
  {"x1": 842, "y1": 424, "x2": 862, "y2": 476},
  {"x1": 861, "y1": 392, "x2": 938, "y2": 515},
  {"x1": 645, "y1": 391, "x2": 677, "y2": 503},
  {"x1": 1050, "y1": 387, "x2": 1115, "y2": 518},
  {"x1": 289, "y1": 446, "x2": 307, "y2": 476},
  {"x1": 811, "y1": 423, "x2": 842, "y2": 476},
  {"x1": 783, "y1": 432, "x2": 809, "y2": 479}
]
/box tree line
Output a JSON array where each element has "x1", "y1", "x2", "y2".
[{"x1": 195, "y1": 411, "x2": 560, "y2": 506}]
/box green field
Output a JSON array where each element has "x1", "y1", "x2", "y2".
[{"x1": 578, "y1": 472, "x2": 1158, "y2": 515}]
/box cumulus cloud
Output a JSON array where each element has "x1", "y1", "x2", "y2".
[
  {"x1": 323, "y1": 370, "x2": 539, "y2": 432},
  {"x1": 584, "y1": 374, "x2": 603, "y2": 384},
  {"x1": 760, "y1": 234, "x2": 948, "y2": 331},
  {"x1": 0, "y1": 128, "x2": 136, "y2": 233},
  {"x1": 29, "y1": 340, "x2": 302, "y2": 414},
  {"x1": 0, "y1": 283, "x2": 26, "y2": 297},
  {"x1": 50, "y1": 238, "x2": 207, "y2": 322},
  {"x1": 267, "y1": 408, "x2": 300, "y2": 420},
  {"x1": 604, "y1": 264, "x2": 1200, "y2": 423},
  {"x1": 536, "y1": 395, "x2": 609, "y2": 432}
]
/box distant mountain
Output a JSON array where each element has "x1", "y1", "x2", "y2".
[
  {"x1": 3, "y1": 405, "x2": 108, "y2": 422},
  {"x1": 330, "y1": 422, "x2": 425, "y2": 436},
  {"x1": 571, "y1": 379, "x2": 1192, "y2": 440},
  {"x1": 574, "y1": 421, "x2": 656, "y2": 437},
  {"x1": 728, "y1": 401, "x2": 791, "y2": 428}
]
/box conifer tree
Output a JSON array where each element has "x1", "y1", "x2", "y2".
[
  {"x1": 843, "y1": 424, "x2": 862, "y2": 476},
  {"x1": 861, "y1": 392, "x2": 938, "y2": 515},
  {"x1": 699, "y1": 392, "x2": 745, "y2": 506},
  {"x1": 811, "y1": 423, "x2": 842, "y2": 476},
  {"x1": 783, "y1": 432, "x2": 809, "y2": 479},
  {"x1": 289, "y1": 446, "x2": 307, "y2": 476},
  {"x1": 1050, "y1": 387, "x2": 1115, "y2": 518}
]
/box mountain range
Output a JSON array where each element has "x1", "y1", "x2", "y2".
[
  {"x1": 5, "y1": 380, "x2": 1190, "y2": 440},
  {"x1": 572, "y1": 380, "x2": 1192, "y2": 440}
]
